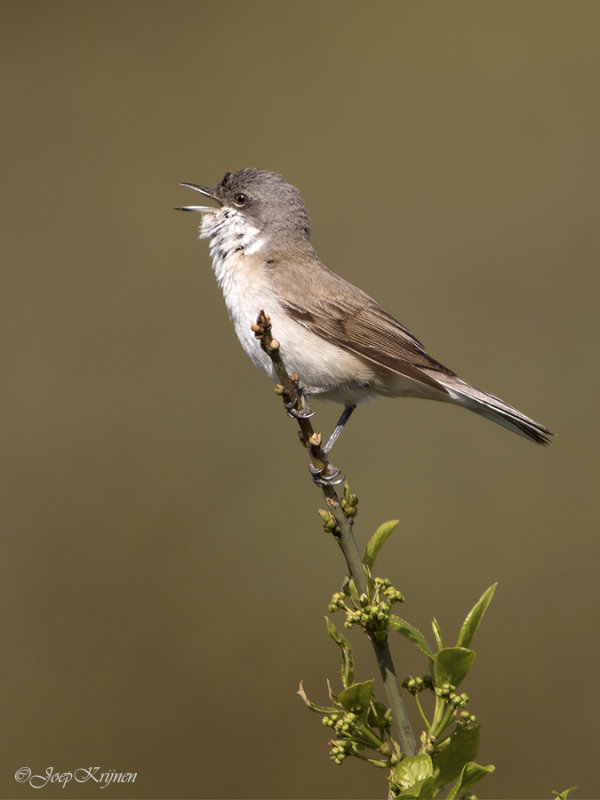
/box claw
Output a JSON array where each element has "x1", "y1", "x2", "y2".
[
  {"x1": 284, "y1": 388, "x2": 314, "y2": 419},
  {"x1": 286, "y1": 402, "x2": 315, "y2": 419},
  {"x1": 308, "y1": 462, "x2": 345, "y2": 486}
]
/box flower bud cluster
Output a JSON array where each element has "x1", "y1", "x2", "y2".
[
  {"x1": 449, "y1": 691, "x2": 470, "y2": 709},
  {"x1": 435, "y1": 682, "x2": 457, "y2": 700},
  {"x1": 322, "y1": 710, "x2": 359, "y2": 737},
  {"x1": 318, "y1": 508, "x2": 338, "y2": 534},
  {"x1": 328, "y1": 591, "x2": 347, "y2": 613},
  {"x1": 341, "y1": 485, "x2": 359, "y2": 521},
  {"x1": 402, "y1": 674, "x2": 433, "y2": 695},
  {"x1": 342, "y1": 577, "x2": 404, "y2": 637},
  {"x1": 344, "y1": 602, "x2": 390, "y2": 630},
  {"x1": 328, "y1": 576, "x2": 405, "y2": 641},
  {"x1": 329, "y1": 740, "x2": 352, "y2": 764},
  {"x1": 374, "y1": 577, "x2": 404, "y2": 604}
]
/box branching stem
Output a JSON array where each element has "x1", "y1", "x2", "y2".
[{"x1": 253, "y1": 310, "x2": 417, "y2": 758}]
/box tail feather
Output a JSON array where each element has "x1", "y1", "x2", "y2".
[{"x1": 434, "y1": 375, "x2": 554, "y2": 445}]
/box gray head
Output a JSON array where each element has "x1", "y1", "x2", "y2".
[{"x1": 179, "y1": 168, "x2": 311, "y2": 242}]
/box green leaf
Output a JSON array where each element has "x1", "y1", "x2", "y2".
[
  {"x1": 396, "y1": 776, "x2": 438, "y2": 798},
  {"x1": 432, "y1": 617, "x2": 444, "y2": 650},
  {"x1": 432, "y1": 724, "x2": 480, "y2": 787},
  {"x1": 345, "y1": 576, "x2": 361, "y2": 608},
  {"x1": 326, "y1": 678, "x2": 338, "y2": 704},
  {"x1": 445, "y1": 761, "x2": 495, "y2": 799},
  {"x1": 390, "y1": 615, "x2": 434, "y2": 658},
  {"x1": 363, "y1": 520, "x2": 399, "y2": 570},
  {"x1": 390, "y1": 754, "x2": 434, "y2": 794},
  {"x1": 338, "y1": 680, "x2": 374, "y2": 722},
  {"x1": 433, "y1": 647, "x2": 476, "y2": 689},
  {"x1": 296, "y1": 681, "x2": 338, "y2": 714},
  {"x1": 325, "y1": 617, "x2": 355, "y2": 688},
  {"x1": 553, "y1": 787, "x2": 577, "y2": 800},
  {"x1": 457, "y1": 583, "x2": 497, "y2": 648},
  {"x1": 349, "y1": 724, "x2": 385, "y2": 750},
  {"x1": 368, "y1": 700, "x2": 392, "y2": 733}
]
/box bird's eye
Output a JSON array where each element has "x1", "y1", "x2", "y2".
[{"x1": 234, "y1": 192, "x2": 248, "y2": 206}]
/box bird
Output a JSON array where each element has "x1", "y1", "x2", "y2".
[{"x1": 177, "y1": 167, "x2": 552, "y2": 470}]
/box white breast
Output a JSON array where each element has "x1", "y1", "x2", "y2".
[{"x1": 199, "y1": 208, "x2": 378, "y2": 404}]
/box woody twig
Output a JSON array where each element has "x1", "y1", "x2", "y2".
[{"x1": 252, "y1": 310, "x2": 417, "y2": 759}]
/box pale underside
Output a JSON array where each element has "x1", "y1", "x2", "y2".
[{"x1": 198, "y1": 206, "x2": 552, "y2": 444}]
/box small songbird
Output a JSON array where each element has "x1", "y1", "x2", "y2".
[{"x1": 177, "y1": 168, "x2": 552, "y2": 462}]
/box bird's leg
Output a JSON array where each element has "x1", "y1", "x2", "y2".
[
  {"x1": 322, "y1": 405, "x2": 356, "y2": 457},
  {"x1": 306, "y1": 405, "x2": 356, "y2": 486}
]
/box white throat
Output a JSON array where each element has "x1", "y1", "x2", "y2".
[
  {"x1": 199, "y1": 208, "x2": 266, "y2": 291},
  {"x1": 197, "y1": 207, "x2": 278, "y2": 383}
]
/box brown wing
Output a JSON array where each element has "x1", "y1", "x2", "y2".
[{"x1": 269, "y1": 256, "x2": 456, "y2": 391}]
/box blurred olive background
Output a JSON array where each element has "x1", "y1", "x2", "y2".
[{"x1": 2, "y1": 1, "x2": 599, "y2": 798}]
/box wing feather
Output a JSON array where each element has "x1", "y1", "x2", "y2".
[
  {"x1": 269, "y1": 258, "x2": 455, "y2": 392},
  {"x1": 265, "y1": 256, "x2": 553, "y2": 444}
]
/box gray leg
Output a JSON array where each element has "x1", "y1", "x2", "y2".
[{"x1": 323, "y1": 405, "x2": 356, "y2": 457}]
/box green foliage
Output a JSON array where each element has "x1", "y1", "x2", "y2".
[
  {"x1": 457, "y1": 584, "x2": 497, "y2": 649},
  {"x1": 432, "y1": 725, "x2": 480, "y2": 787},
  {"x1": 553, "y1": 788, "x2": 578, "y2": 800},
  {"x1": 325, "y1": 617, "x2": 354, "y2": 688},
  {"x1": 433, "y1": 648, "x2": 476, "y2": 690},
  {"x1": 363, "y1": 519, "x2": 399, "y2": 571},
  {"x1": 298, "y1": 678, "x2": 393, "y2": 767},
  {"x1": 301, "y1": 507, "x2": 500, "y2": 798},
  {"x1": 445, "y1": 762, "x2": 495, "y2": 800},
  {"x1": 390, "y1": 754, "x2": 435, "y2": 798},
  {"x1": 389, "y1": 616, "x2": 433, "y2": 659},
  {"x1": 302, "y1": 491, "x2": 575, "y2": 798}
]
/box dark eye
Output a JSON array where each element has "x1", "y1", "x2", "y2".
[{"x1": 234, "y1": 192, "x2": 248, "y2": 206}]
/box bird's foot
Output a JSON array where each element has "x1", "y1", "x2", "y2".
[
  {"x1": 285, "y1": 400, "x2": 314, "y2": 419},
  {"x1": 308, "y1": 462, "x2": 345, "y2": 486},
  {"x1": 283, "y1": 381, "x2": 314, "y2": 419}
]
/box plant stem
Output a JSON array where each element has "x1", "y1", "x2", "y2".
[
  {"x1": 324, "y1": 483, "x2": 416, "y2": 757},
  {"x1": 372, "y1": 637, "x2": 417, "y2": 757},
  {"x1": 253, "y1": 310, "x2": 417, "y2": 758}
]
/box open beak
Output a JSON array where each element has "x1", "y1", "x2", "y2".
[{"x1": 175, "y1": 182, "x2": 222, "y2": 213}]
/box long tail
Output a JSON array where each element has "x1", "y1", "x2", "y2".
[{"x1": 433, "y1": 374, "x2": 554, "y2": 445}]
